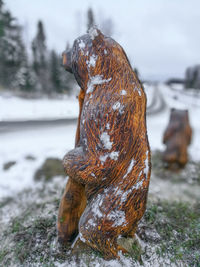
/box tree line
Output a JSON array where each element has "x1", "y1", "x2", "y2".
[
  {"x1": 0, "y1": 2, "x2": 115, "y2": 96},
  {"x1": 0, "y1": 0, "x2": 74, "y2": 95}
]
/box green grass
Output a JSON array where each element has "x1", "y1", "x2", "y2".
[
  {"x1": 142, "y1": 201, "x2": 200, "y2": 266},
  {"x1": 0, "y1": 175, "x2": 199, "y2": 266},
  {"x1": 1, "y1": 199, "x2": 199, "y2": 266}
]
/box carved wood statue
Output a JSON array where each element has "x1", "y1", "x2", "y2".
[
  {"x1": 162, "y1": 108, "x2": 192, "y2": 168},
  {"x1": 57, "y1": 27, "x2": 151, "y2": 259}
]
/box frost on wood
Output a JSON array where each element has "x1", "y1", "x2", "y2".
[
  {"x1": 120, "y1": 90, "x2": 127, "y2": 96},
  {"x1": 86, "y1": 54, "x2": 98, "y2": 68},
  {"x1": 59, "y1": 27, "x2": 151, "y2": 260},
  {"x1": 79, "y1": 39, "x2": 85, "y2": 50},
  {"x1": 100, "y1": 132, "x2": 113, "y2": 150},
  {"x1": 112, "y1": 101, "x2": 124, "y2": 114},
  {"x1": 144, "y1": 150, "x2": 149, "y2": 179},
  {"x1": 108, "y1": 210, "x2": 127, "y2": 227},
  {"x1": 88, "y1": 27, "x2": 99, "y2": 40},
  {"x1": 100, "y1": 151, "x2": 119, "y2": 164},
  {"x1": 112, "y1": 102, "x2": 121, "y2": 110},
  {"x1": 87, "y1": 75, "x2": 112, "y2": 94},
  {"x1": 123, "y1": 159, "x2": 136, "y2": 179},
  {"x1": 110, "y1": 151, "x2": 119, "y2": 160}
]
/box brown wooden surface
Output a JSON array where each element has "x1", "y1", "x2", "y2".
[
  {"x1": 163, "y1": 109, "x2": 192, "y2": 168},
  {"x1": 58, "y1": 28, "x2": 151, "y2": 259}
]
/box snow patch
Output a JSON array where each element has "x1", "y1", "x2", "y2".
[
  {"x1": 108, "y1": 210, "x2": 126, "y2": 227},
  {"x1": 112, "y1": 101, "x2": 124, "y2": 114},
  {"x1": 104, "y1": 49, "x2": 108, "y2": 55},
  {"x1": 132, "y1": 178, "x2": 144, "y2": 190},
  {"x1": 100, "y1": 151, "x2": 120, "y2": 164},
  {"x1": 88, "y1": 27, "x2": 99, "y2": 40},
  {"x1": 144, "y1": 150, "x2": 149, "y2": 179},
  {"x1": 87, "y1": 75, "x2": 112, "y2": 94},
  {"x1": 79, "y1": 39, "x2": 85, "y2": 49},
  {"x1": 100, "y1": 154, "x2": 109, "y2": 164},
  {"x1": 120, "y1": 90, "x2": 127, "y2": 96},
  {"x1": 86, "y1": 54, "x2": 98, "y2": 68},
  {"x1": 123, "y1": 158, "x2": 136, "y2": 179},
  {"x1": 91, "y1": 194, "x2": 103, "y2": 218},
  {"x1": 100, "y1": 132, "x2": 113, "y2": 150},
  {"x1": 135, "y1": 87, "x2": 142, "y2": 96},
  {"x1": 109, "y1": 151, "x2": 119, "y2": 160},
  {"x1": 79, "y1": 232, "x2": 86, "y2": 243},
  {"x1": 106, "y1": 123, "x2": 110, "y2": 130},
  {"x1": 112, "y1": 102, "x2": 121, "y2": 110}
]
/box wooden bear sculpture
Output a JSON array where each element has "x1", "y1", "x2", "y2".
[
  {"x1": 163, "y1": 108, "x2": 192, "y2": 168},
  {"x1": 57, "y1": 27, "x2": 151, "y2": 259}
]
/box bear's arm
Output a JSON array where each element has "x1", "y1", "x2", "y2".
[{"x1": 63, "y1": 146, "x2": 104, "y2": 185}]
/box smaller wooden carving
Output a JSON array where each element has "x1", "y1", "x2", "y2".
[
  {"x1": 57, "y1": 27, "x2": 151, "y2": 259},
  {"x1": 162, "y1": 108, "x2": 192, "y2": 168}
]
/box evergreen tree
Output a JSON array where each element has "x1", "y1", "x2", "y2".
[
  {"x1": 0, "y1": 0, "x2": 4, "y2": 37},
  {"x1": 32, "y1": 20, "x2": 46, "y2": 74},
  {"x1": 15, "y1": 55, "x2": 37, "y2": 92},
  {"x1": 50, "y1": 50, "x2": 62, "y2": 93},
  {"x1": 31, "y1": 20, "x2": 49, "y2": 94},
  {"x1": 87, "y1": 8, "x2": 95, "y2": 31},
  {"x1": 0, "y1": 1, "x2": 27, "y2": 89}
]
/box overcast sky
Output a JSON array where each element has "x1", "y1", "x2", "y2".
[{"x1": 5, "y1": 0, "x2": 200, "y2": 81}]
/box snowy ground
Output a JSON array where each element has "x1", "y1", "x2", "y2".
[
  {"x1": 0, "y1": 84, "x2": 200, "y2": 266},
  {"x1": 0, "y1": 94, "x2": 79, "y2": 121},
  {"x1": 1, "y1": 83, "x2": 200, "y2": 199}
]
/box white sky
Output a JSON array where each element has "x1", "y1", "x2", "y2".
[{"x1": 5, "y1": 0, "x2": 200, "y2": 81}]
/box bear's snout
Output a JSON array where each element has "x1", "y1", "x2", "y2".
[{"x1": 62, "y1": 50, "x2": 72, "y2": 73}]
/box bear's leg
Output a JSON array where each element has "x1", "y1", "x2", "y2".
[
  {"x1": 78, "y1": 210, "x2": 128, "y2": 259},
  {"x1": 79, "y1": 227, "x2": 126, "y2": 259},
  {"x1": 178, "y1": 145, "x2": 187, "y2": 167},
  {"x1": 57, "y1": 177, "x2": 87, "y2": 244}
]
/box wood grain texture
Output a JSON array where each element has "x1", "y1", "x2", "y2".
[
  {"x1": 57, "y1": 28, "x2": 151, "y2": 259},
  {"x1": 163, "y1": 108, "x2": 192, "y2": 168}
]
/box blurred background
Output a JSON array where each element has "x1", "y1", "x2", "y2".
[{"x1": 0, "y1": 1, "x2": 200, "y2": 265}]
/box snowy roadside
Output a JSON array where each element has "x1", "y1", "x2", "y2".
[{"x1": 0, "y1": 95, "x2": 79, "y2": 122}]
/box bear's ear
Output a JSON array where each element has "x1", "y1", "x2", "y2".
[{"x1": 88, "y1": 26, "x2": 104, "y2": 42}]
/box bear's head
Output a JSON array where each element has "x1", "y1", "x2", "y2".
[
  {"x1": 169, "y1": 108, "x2": 189, "y2": 127},
  {"x1": 62, "y1": 27, "x2": 132, "y2": 91}
]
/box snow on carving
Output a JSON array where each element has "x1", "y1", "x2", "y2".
[
  {"x1": 110, "y1": 151, "x2": 119, "y2": 160},
  {"x1": 108, "y1": 210, "x2": 127, "y2": 227},
  {"x1": 120, "y1": 90, "x2": 127, "y2": 96},
  {"x1": 123, "y1": 158, "x2": 136, "y2": 179},
  {"x1": 112, "y1": 102, "x2": 121, "y2": 110},
  {"x1": 79, "y1": 39, "x2": 85, "y2": 49},
  {"x1": 144, "y1": 150, "x2": 149, "y2": 179},
  {"x1": 87, "y1": 75, "x2": 112, "y2": 94},
  {"x1": 86, "y1": 54, "x2": 98, "y2": 68},
  {"x1": 100, "y1": 132, "x2": 113, "y2": 150},
  {"x1": 88, "y1": 27, "x2": 99, "y2": 40}
]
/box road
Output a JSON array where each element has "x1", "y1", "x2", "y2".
[{"x1": 0, "y1": 118, "x2": 77, "y2": 133}]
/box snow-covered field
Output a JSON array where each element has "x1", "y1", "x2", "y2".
[
  {"x1": 0, "y1": 83, "x2": 200, "y2": 199},
  {"x1": 0, "y1": 94, "x2": 79, "y2": 121}
]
